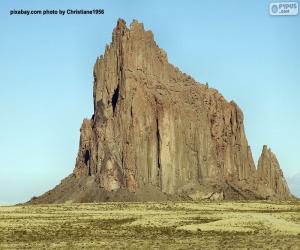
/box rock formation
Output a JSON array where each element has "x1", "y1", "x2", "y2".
[
  {"x1": 28, "y1": 19, "x2": 292, "y2": 203},
  {"x1": 257, "y1": 146, "x2": 291, "y2": 199}
]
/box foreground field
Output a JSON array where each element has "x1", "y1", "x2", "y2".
[{"x1": 0, "y1": 201, "x2": 300, "y2": 249}]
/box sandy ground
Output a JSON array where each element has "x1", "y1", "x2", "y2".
[{"x1": 0, "y1": 201, "x2": 300, "y2": 249}]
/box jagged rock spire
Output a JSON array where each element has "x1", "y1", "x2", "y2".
[{"x1": 257, "y1": 145, "x2": 291, "y2": 199}]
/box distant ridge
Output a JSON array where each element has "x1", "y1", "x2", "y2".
[{"x1": 288, "y1": 173, "x2": 300, "y2": 198}]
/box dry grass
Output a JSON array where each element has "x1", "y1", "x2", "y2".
[{"x1": 0, "y1": 201, "x2": 300, "y2": 249}]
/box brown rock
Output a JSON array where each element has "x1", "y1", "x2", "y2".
[
  {"x1": 28, "y1": 19, "x2": 292, "y2": 204},
  {"x1": 257, "y1": 145, "x2": 291, "y2": 199}
]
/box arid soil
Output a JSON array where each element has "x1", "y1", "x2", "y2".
[{"x1": 1, "y1": 201, "x2": 300, "y2": 249}]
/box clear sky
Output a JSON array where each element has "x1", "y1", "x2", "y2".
[{"x1": 0, "y1": 0, "x2": 299, "y2": 204}]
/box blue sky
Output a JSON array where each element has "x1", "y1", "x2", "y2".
[{"x1": 0, "y1": 0, "x2": 299, "y2": 204}]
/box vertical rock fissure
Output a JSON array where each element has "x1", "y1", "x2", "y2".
[
  {"x1": 84, "y1": 150, "x2": 90, "y2": 165},
  {"x1": 112, "y1": 84, "x2": 119, "y2": 113},
  {"x1": 84, "y1": 150, "x2": 91, "y2": 176},
  {"x1": 156, "y1": 117, "x2": 161, "y2": 172},
  {"x1": 95, "y1": 143, "x2": 99, "y2": 173},
  {"x1": 130, "y1": 103, "x2": 133, "y2": 125}
]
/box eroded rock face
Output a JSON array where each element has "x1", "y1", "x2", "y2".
[
  {"x1": 28, "y1": 19, "x2": 292, "y2": 203},
  {"x1": 74, "y1": 18, "x2": 258, "y2": 194},
  {"x1": 257, "y1": 146, "x2": 291, "y2": 199}
]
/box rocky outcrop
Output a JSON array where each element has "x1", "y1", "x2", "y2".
[
  {"x1": 257, "y1": 146, "x2": 291, "y2": 199},
  {"x1": 28, "y1": 19, "x2": 292, "y2": 204}
]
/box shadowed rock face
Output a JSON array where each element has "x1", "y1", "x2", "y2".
[{"x1": 28, "y1": 19, "x2": 292, "y2": 204}]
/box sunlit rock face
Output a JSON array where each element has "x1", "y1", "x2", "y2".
[
  {"x1": 257, "y1": 146, "x2": 291, "y2": 199},
  {"x1": 28, "y1": 19, "x2": 292, "y2": 204}
]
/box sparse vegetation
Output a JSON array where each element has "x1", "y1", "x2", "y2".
[{"x1": 0, "y1": 201, "x2": 300, "y2": 249}]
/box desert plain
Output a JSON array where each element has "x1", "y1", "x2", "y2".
[{"x1": 0, "y1": 201, "x2": 300, "y2": 249}]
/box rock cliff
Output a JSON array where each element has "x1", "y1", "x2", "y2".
[{"x1": 28, "y1": 19, "x2": 292, "y2": 203}]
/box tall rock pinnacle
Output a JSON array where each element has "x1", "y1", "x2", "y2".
[
  {"x1": 28, "y1": 19, "x2": 292, "y2": 203},
  {"x1": 257, "y1": 146, "x2": 291, "y2": 199}
]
